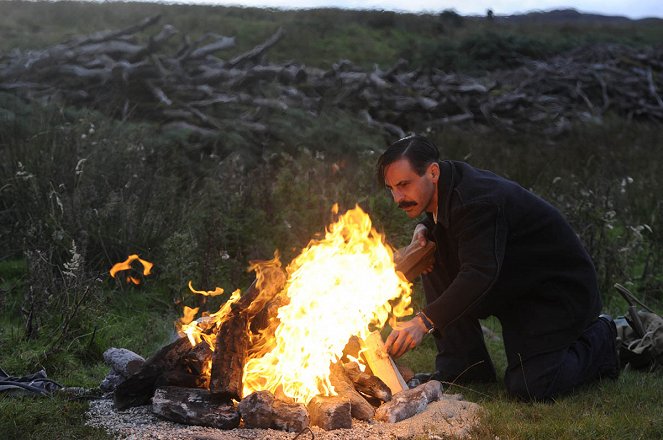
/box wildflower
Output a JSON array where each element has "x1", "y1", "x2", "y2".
[{"x1": 63, "y1": 240, "x2": 82, "y2": 278}]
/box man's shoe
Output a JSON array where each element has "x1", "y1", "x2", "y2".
[{"x1": 599, "y1": 314, "x2": 621, "y2": 378}]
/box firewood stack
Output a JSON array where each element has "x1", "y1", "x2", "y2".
[
  {"x1": 1, "y1": 16, "x2": 661, "y2": 142},
  {"x1": 110, "y1": 242, "x2": 444, "y2": 431}
]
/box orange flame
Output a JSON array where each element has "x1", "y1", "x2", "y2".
[
  {"x1": 126, "y1": 276, "x2": 142, "y2": 285},
  {"x1": 110, "y1": 254, "x2": 153, "y2": 285},
  {"x1": 242, "y1": 204, "x2": 412, "y2": 404},
  {"x1": 188, "y1": 281, "x2": 225, "y2": 297},
  {"x1": 176, "y1": 253, "x2": 286, "y2": 353},
  {"x1": 177, "y1": 288, "x2": 242, "y2": 349}
]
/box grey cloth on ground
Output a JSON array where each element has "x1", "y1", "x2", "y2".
[{"x1": 0, "y1": 366, "x2": 62, "y2": 396}]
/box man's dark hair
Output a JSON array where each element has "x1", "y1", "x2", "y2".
[{"x1": 376, "y1": 135, "x2": 440, "y2": 185}]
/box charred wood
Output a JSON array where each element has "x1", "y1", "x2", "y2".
[
  {"x1": 113, "y1": 337, "x2": 191, "y2": 410},
  {"x1": 152, "y1": 386, "x2": 240, "y2": 429},
  {"x1": 329, "y1": 363, "x2": 375, "y2": 420},
  {"x1": 209, "y1": 264, "x2": 285, "y2": 400},
  {"x1": 234, "y1": 263, "x2": 286, "y2": 317},
  {"x1": 158, "y1": 370, "x2": 208, "y2": 389},
  {"x1": 163, "y1": 340, "x2": 213, "y2": 389},
  {"x1": 342, "y1": 361, "x2": 392, "y2": 403},
  {"x1": 209, "y1": 312, "x2": 250, "y2": 401},
  {"x1": 307, "y1": 395, "x2": 352, "y2": 431},
  {"x1": 238, "y1": 390, "x2": 309, "y2": 432}
]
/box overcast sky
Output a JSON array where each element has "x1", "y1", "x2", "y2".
[{"x1": 167, "y1": 0, "x2": 662, "y2": 19}]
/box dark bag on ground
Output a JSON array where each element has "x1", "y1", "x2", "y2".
[
  {"x1": 617, "y1": 312, "x2": 663, "y2": 371},
  {"x1": 614, "y1": 284, "x2": 663, "y2": 372}
]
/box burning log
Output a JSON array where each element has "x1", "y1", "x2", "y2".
[
  {"x1": 329, "y1": 363, "x2": 375, "y2": 420},
  {"x1": 359, "y1": 331, "x2": 407, "y2": 395},
  {"x1": 209, "y1": 312, "x2": 250, "y2": 400},
  {"x1": 306, "y1": 395, "x2": 352, "y2": 431},
  {"x1": 210, "y1": 262, "x2": 286, "y2": 400},
  {"x1": 178, "y1": 339, "x2": 213, "y2": 377},
  {"x1": 342, "y1": 361, "x2": 392, "y2": 403},
  {"x1": 375, "y1": 380, "x2": 444, "y2": 423},
  {"x1": 210, "y1": 266, "x2": 286, "y2": 400},
  {"x1": 160, "y1": 341, "x2": 213, "y2": 389},
  {"x1": 113, "y1": 336, "x2": 191, "y2": 410},
  {"x1": 238, "y1": 390, "x2": 309, "y2": 432},
  {"x1": 249, "y1": 292, "x2": 288, "y2": 335},
  {"x1": 152, "y1": 386, "x2": 240, "y2": 429},
  {"x1": 159, "y1": 369, "x2": 209, "y2": 390}
]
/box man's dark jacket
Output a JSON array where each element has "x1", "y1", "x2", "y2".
[{"x1": 420, "y1": 160, "x2": 601, "y2": 360}]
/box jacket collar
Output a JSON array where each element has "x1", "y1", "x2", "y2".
[{"x1": 425, "y1": 160, "x2": 454, "y2": 229}]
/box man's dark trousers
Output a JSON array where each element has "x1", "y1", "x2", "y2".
[{"x1": 423, "y1": 275, "x2": 619, "y2": 401}]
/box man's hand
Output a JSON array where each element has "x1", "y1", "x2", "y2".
[
  {"x1": 384, "y1": 316, "x2": 428, "y2": 359},
  {"x1": 411, "y1": 224, "x2": 428, "y2": 247},
  {"x1": 411, "y1": 224, "x2": 433, "y2": 274}
]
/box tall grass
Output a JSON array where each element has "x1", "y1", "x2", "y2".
[{"x1": 2, "y1": 95, "x2": 660, "y2": 342}]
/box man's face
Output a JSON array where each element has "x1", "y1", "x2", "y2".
[{"x1": 384, "y1": 158, "x2": 438, "y2": 218}]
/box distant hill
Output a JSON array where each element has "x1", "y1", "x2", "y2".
[
  {"x1": 494, "y1": 8, "x2": 659, "y2": 24},
  {"x1": 1, "y1": 1, "x2": 662, "y2": 72}
]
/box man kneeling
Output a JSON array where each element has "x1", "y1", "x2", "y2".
[{"x1": 378, "y1": 135, "x2": 619, "y2": 401}]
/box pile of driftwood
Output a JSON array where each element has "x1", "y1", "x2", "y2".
[{"x1": 1, "y1": 15, "x2": 661, "y2": 139}]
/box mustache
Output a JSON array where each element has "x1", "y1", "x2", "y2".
[{"x1": 398, "y1": 201, "x2": 417, "y2": 209}]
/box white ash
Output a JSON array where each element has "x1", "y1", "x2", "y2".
[{"x1": 86, "y1": 394, "x2": 482, "y2": 439}]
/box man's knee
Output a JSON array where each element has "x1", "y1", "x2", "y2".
[{"x1": 504, "y1": 366, "x2": 556, "y2": 402}]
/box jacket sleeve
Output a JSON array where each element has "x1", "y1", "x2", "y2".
[{"x1": 422, "y1": 203, "x2": 507, "y2": 332}]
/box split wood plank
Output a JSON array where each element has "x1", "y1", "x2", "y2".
[{"x1": 359, "y1": 331, "x2": 407, "y2": 395}]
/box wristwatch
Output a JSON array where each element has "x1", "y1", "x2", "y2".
[{"x1": 417, "y1": 311, "x2": 435, "y2": 335}]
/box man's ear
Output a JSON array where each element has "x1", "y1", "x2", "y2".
[{"x1": 427, "y1": 162, "x2": 440, "y2": 183}]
